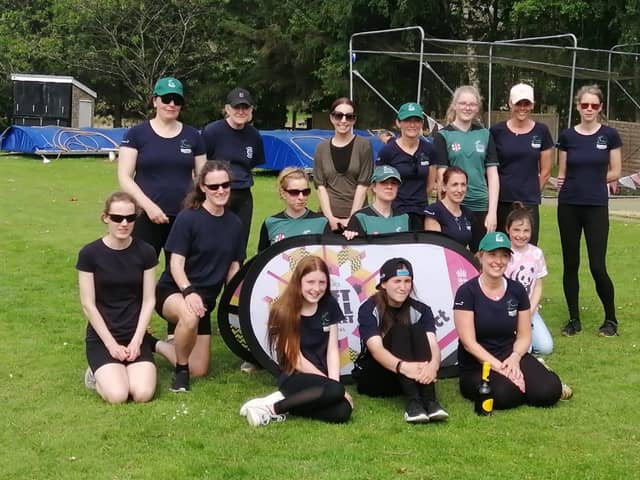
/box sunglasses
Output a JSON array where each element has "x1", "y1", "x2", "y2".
[
  {"x1": 285, "y1": 188, "x2": 312, "y2": 197},
  {"x1": 107, "y1": 213, "x2": 137, "y2": 223},
  {"x1": 158, "y1": 94, "x2": 184, "y2": 106},
  {"x1": 580, "y1": 102, "x2": 601, "y2": 110},
  {"x1": 204, "y1": 181, "x2": 231, "y2": 191},
  {"x1": 331, "y1": 112, "x2": 357, "y2": 121}
]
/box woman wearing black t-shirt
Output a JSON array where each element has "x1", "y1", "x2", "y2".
[
  {"x1": 557, "y1": 85, "x2": 622, "y2": 337},
  {"x1": 77, "y1": 192, "x2": 158, "y2": 404},
  {"x1": 118, "y1": 77, "x2": 206, "y2": 261},
  {"x1": 490, "y1": 83, "x2": 553, "y2": 245},
  {"x1": 154, "y1": 161, "x2": 245, "y2": 393},
  {"x1": 240, "y1": 256, "x2": 353, "y2": 427},
  {"x1": 454, "y1": 232, "x2": 567, "y2": 410}
]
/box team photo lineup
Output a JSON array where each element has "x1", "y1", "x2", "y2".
[{"x1": 78, "y1": 76, "x2": 624, "y2": 427}]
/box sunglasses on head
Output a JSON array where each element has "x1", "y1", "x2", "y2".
[
  {"x1": 158, "y1": 94, "x2": 184, "y2": 106},
  {"x1": 579, "y1": 102, "x2": 601, "y2": 110},
  {"x1": 284, "y1": 188, "x2": 312, "y2": 197},
  {"x1": 107, "y1": 213, "x2": 137, "y2": 223},
  {"x1": 204, "y1": 181, "x2": 231, "y2": 191},
  {"x1": 331, "y1": 112, "x2": 357, "y2": 121}
]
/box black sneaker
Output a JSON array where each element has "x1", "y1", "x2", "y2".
[
  {"x1": 598, "y1": 320, "x2": 618, "y2": 337},
  {"x1": 561, "y1": 319, "x2": 582, "y2": 336},
  {"x1": 425, "y1": 400, "x2": 449, "y2": 421},
  {"x1": 170, "y1": 369, "x2": 190, "y2": 392},
  {"x1": 404, "y1": 399, "x2": 429, "y2": 424}
]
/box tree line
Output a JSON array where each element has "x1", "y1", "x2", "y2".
[{"x1": 1, "y1": 0, "x2": 639, "y2": 130}]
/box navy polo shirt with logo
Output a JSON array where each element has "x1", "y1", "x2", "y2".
[
  {"x1": 375, "y1": 137, "x2": 436, "y2": 215},
  {"x1": 490, "y1": 121, "x2": 554, "y2": 205},
  {"x1": 453, "y1": 277, "x2": 530, "y2": 371},
  {"x1": 557, "y1": 125, "x2": 622, "y2": 206},
  {"x1": 201, "y1": 119, "x2": 265, "y2": 190},
  {"x1": 120, "y1": 121, "x2": 206, "y2": 216}
]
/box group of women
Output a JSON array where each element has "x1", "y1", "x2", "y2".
[{"x1": 77, "y1": 77, "x2": 620, "y2": 429}]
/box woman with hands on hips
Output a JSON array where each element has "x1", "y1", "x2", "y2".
[{"x1": 454, "y1": 232, "x2": 565, "y2": 410}]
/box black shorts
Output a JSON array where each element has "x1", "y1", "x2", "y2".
[
  {"x1": 86, "y1": 337, "x2": 155, "y2": 373},
  {"x1": 155, "y1": 283, "x2": 214, "y2": 335}
]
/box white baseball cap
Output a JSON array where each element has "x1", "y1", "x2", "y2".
[{"x1": 510, "y1": 83, "x2": 534, "y2": 104}]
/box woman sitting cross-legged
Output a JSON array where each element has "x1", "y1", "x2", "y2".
[
  {"x1": 240, "y1": 256, "x2": 353, "y2": 426},
  {"x1": 353, "y1": 258, "x2": 449, "y2": 424}
]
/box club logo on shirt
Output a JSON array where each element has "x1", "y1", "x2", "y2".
[
  {"x1": 179, "y1": 139, "x2": 192, "y2": 154},
  {"x1": 246, "y1": 146, "x2": 254, "y2": 159},
  {"x1": 274, "y1": 233, "x2": 286, "y2": 242},
  {"x1": 321, "y1": 312, "x2": 332, "y2": 332},
  {"x1": 417, "y1": 153, "x2": 430, "y2": 166},
  {"x1": 531, "y1": 135, "x2": 542, "y2": 149},
  {"x1": 506, "y1": 299, "x2": 518, "y2": 317},
  {"x1": 474, "y1": 140, "x2": 486, "y2": 153},
  {"x1": 596, "y1": 136, "x2": 608, "y2": 150},
  {"x1": 451, "y1": 143, "x2": 461, "y2": 152}
]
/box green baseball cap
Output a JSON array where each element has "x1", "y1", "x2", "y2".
[
  {"x1": 371, "y1": 165, "x2": 401, "y2": 183},
  {"x1": 397, "y1": 102, "x2": 425, "y2": 121},
  {"x1": 153, "y1": 77, "x2": 184, "y2": 98},
  {"x1": 478, "y1": 231, "x2": 513, "y2": 253}
]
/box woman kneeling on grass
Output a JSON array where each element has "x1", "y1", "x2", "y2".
[
  {"x1": 240, "y1": 256, "x2": 353, "y2": 427},
  {"x1": 454, "y1": 232, "x2": 571, "y2": 410},
  {"x1": 353, "y1": 258, "x2": 449, "y2": 424},
  {"x1": 77, "y1": 192, "x2": 158, "y2": 404}
]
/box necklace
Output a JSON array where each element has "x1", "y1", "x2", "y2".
[{"x1": 479, "y1": 276, "x2": 506, "y2": 301}]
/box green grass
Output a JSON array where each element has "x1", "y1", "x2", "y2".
[{"x1": 1, "y1": 156, "x2": 639, "y2": 479}]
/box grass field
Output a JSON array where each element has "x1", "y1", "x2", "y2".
[{"x1": 1, "y1": 156, "x2": 639, "y2": 479}]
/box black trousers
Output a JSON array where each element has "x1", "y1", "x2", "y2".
[
  {"x1": 469, "y1": 210, "x2": 487, "y2": 253},
  {"x1": 557, "y1": 204, "x2": 616, "y2": 322},
  {"x1": 355, "y1": 323, "x2": 436, "y2": 403},
  {"x1": 228, "y1": 188, "x2": 253, "y2": 260},
  {"x1": 275, "y1": 373, "x2": 352, "y2": 423},
  {"x1": 459, "y1": 353, "x2": 562, "y2": 409},
  {"x1": 133, "y1": 213, "x2": 176, "y2": 270},
  {"x1": 497, "y1": 202, "x2": 540, "y2": 246}
]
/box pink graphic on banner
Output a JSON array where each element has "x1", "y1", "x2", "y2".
[{"x1": 443, "y1": 249, "x2": 478, "y2": 295}]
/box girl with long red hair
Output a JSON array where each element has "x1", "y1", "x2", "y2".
[{"x1": 240, "y1": 256, "x2": 353, "y2": 426}]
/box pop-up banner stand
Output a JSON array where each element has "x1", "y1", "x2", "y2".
[{"x1": 229, "y1": 232, "x2": 479, "y2": 381}]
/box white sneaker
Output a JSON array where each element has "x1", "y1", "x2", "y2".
[
  {"x1": 240, "y1": 361, "x2": 257, "y2": 373},
  {"x1": 240, "y1": 391, "x2": 285, "y2": 416},
  {"x1": 245, "y1": 404, "x2": 287, "y2": 427},
  {"x1": 84, "y1": 367, "x2": 96, "y2": 390}
]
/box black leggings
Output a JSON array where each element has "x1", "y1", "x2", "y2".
[
  {"x1": 356, "y1": 323, "x2": 436, "y2": 403},
  {"x1": 459, "y1": 353, "x2": 562, "y2": 409},
  {"x1": 469, "y1": 210, "x2": 487, "y2": 253},
  {"x1": 497, "y1": 202, "x2": 540, "y2": 246},
  {"x1": 133, "y1": 213, "x2": 176, "y2": 270},
  {"x1": 274, "y1": 373, "x2": 352, "y2": 424},
  {"x1": 228, "y1": 188, "x2": 253, "y2": 260},
  {"x1": 557, "y1": 204, "x2": 616, "y2": 322}
]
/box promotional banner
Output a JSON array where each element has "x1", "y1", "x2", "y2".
[{"x1": 238, "y1": 232, "x2": 478, "y2": 379}]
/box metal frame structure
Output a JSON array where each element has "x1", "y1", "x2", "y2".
[{"x1": 349, "y1": 27, "x2": 640, "y2": 127}]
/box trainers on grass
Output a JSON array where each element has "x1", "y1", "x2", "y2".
[
  {"x1": 240, "y1": 361, "x2": 258, "y2": 373},
  {"x1": 245, "y1": 405, "x2": 287, "y2": 427},
  {"x1": 425, "y1": 400, "x2": 449, "y2": 421},
  {"x1": 240, "y1": 391, "x2": 285, "y2": 416},
  {"x1": 170, "y1": 369, "x2": 190, "y2": 393},
  {"x1": 84, "y1": 367, "x2": 96, "y2": 390},
  {"x1": 561, "y1": 319, "x2": 582, "y2": 336},
  {"x1": 560, "y1": 383, "x2": 573, "y2": 400},
  {"x1": 404, "y1": 399, "x2": 429, "y2": 424},
  {"x1": 598, "y1": 320, "x2": 618, "y2": 337}
]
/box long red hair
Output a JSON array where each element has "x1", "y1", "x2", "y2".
[{"x1": 267, "y1": 255, "x2": 331, "y2": 373}]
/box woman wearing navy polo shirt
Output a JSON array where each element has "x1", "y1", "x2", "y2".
[
  {"x1": 202, "y1": 87, "x2": 266, "y2": 258},
  {"x1": 454, "y1": 232, "x2": 566, "y2": 410},
  {"x1": 434, "y1": 86, "x2": 499, "y2": 252},
  {"x1": 118, "y1": 77, "x2": 206, "y2": 260},
  {"x1": 424, "y1": 166, "x2": 473, "y2": 248},
  {"x1": 376, "y1": 102, "x2": 437, "y2": 231},
  {"x1": 154, "y1": 161, "x2": 245, "y2": 392},
  {"x1": 490, "y1": 83, "x2": 553, "y2": 245},
  {"x1": 558, "y1": 85, "x2": 622, "y2": 337},
  {"x1": 240, "y1": 256, "x2": 352, "y2": 427}
]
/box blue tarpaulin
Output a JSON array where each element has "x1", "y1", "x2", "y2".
[{"x1": 1, "y1": 125, "x2": 384, "y2": 170}]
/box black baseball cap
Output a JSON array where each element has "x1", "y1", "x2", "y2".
[
  {"x1": 226, "y1": 87, "x2": 253, "y2": 107},
  {"x1": 377, "y1": 257, "x2": 414, "y2": 288}
]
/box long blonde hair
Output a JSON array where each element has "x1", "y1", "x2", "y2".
[{"x1": 445, "y1": 85, "x2": 483, "y2": 124}]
